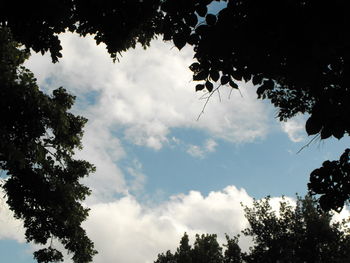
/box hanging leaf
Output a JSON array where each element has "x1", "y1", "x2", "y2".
[
  {"x1": 229, "y1": 80, "x2": 238, "y2": 89},
  {"x1": 320, "y1": 125, "x2": 332, "y2": 139},
  {"x1": 195, "y1": 84, "x2": 205, "y2": 91},
  {"x1": 305, "y1": 116, "x2": 322, "y2": 135},
  {"x1": 332, "y1": 125, "x2": 345, "y2": 140},
  {"x1": 173, "y1": 33, "x2": 187, "y2": 50},
  {"x1": 205, "y1": 14, "x2": 217, "y2": 26},
  {"x1": 220, "y1": 75, "x2": 230, "y2": 85},
  {"x1": 210, "y1": 70, "x2": 220, "y2": 82},
  {"x1": 193, "y1": 70, "x2": 208, "y2": 81},
  {"x1": 205, "y1": 81, "x2": 214, "y2": 92}
]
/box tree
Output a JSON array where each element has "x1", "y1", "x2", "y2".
[
  {"x1": 154, "y1": 233, "x2": 226, "y2": 263},
  {"x1": 154, "y1": 196, "x2": 350, "y2": 263},
  {"x1": 0, "y1": 28, "x2": 96, "y2": 262},
  {"x1": 242, "y1": 196, "x2": 350, "y2": 262},
  {"x1": 2, "y1": 0, "x2": 348, "y2": 211}
]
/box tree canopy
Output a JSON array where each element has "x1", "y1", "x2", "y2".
[
  {"x1": 1, "y1": 1, "x2": 350, "y2": 262},
  {"x1": 0, "y1": 28, "x2": 96, "y2": 263},
  {"x1": 1, "y1": 0, "x2": 348, "y2": 211},
  {"x1": 154, "y1": 196, "x2": 350, "y2": 263}
]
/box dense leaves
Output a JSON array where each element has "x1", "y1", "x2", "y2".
[
  {"x1": 308, "y1": 149, "x2": 350, "y2": 212},
  {"x1": 242, "y1": 196, "x2": 350, "y2": 262},
  {"x1": 0, "y1": 0, "x2": 162, "y2": 62},
  {"x1": 0, "y1": 28, "x2": 96, "y2": 262},
  {"x1": 154, "y1": 196, "x2": 350, "y2": 263},
  {"x1": 1, "y1": 0, "x2": 349, "y2": 212},
  {"x1": 161, "y1": 0, "x2": 350, "y2": 210}
]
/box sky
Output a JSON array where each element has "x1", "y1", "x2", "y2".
[{"x1": 1, "y1": 16, "x2": 350, "y2": 263}]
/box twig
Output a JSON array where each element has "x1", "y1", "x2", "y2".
[
  {"x1": 238, "y1": 88, "x2": 243, "y2": 98},
  {"x1": 217, "y1": 87, "x2": 222, "y2": 102},
  {"x1": 228, "y1": 87, "x2": 234, "y2": 99},
  {"x1": 197, "y1": 86, "x2": 221, "y2": 121},
  {"x1": 297, "y1": 134, "x2": 320, "y2": 154}
]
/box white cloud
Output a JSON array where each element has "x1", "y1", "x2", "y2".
[
  {"x1": 205, "y1": 138, "x2": 218, "y2": 152},
  {"x1": 187, "y1": 138, "x2": 218, "y2": 158},
  {"x1": 0, "y1": 186, "x2": 25, "y2": 242},
  {"x1": 24, "y1": 32, "x2": 273, "y2": 201},
  {"x1": 126, "y1": 159, "x2": 146, "y2": 194},
  {"x1": 84, "y1": 185, "x2": 253, "y2": 263},
  {"x1": 281, "y1": 114, "x2": 307, "y2": 142},
  {"x1": 187, "y1": 145, "x2": 205, "y2": 158},
  {"x1": 26, "y1": 33, "x2": 271, "y2": 150}
]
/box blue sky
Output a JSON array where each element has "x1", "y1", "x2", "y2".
[{"x1": 1, "y1": 15, "x2": 350, "y2": 263}]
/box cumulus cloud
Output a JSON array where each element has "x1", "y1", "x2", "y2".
[
  {"x1": 84, "y1": 185, "x2": 252, "y2": 263},
  {"x1": 26, "y1": 33, "x2": 271, "y2": 149},
  {"x1": 281, "y1": 114, "x2": 307, "y2": 143},
  {"x1": 24, "y1": 32, "x2": 273, "y2": 201}
]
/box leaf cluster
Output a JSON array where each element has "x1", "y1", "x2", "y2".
[
  {"x1": 0, "y1": 0, "x2": 163, "y2": 62},
  {"x1": 0, "y1": 28, "x2": 96, "y2": 263}
]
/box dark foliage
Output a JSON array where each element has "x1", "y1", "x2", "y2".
[
  {"x1": 154, "y1": 196, "x2": 350, "y2": 263},
  {"x1": 0, "y1": 0, "x2": 162, "y2": 62},
  {"x1": 3, "y1": 0, "x2": 348, "y2": 211},
  {"x1": 1, "y1": 0, "x2": 349, "y2": 228},
  {"x1": 160, "y1": 0, "x2": 350, "y2": 211},
  {"x1": 0, "y1": 28, "x2": 96, "y2": 263}
]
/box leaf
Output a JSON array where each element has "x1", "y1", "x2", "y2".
[
  {"x1": 193, "y1": 70, "x2": 208, "y2": 81},
  {"x1": 220, "y1": 75, "x2": 230, "y2": 85},
  {"x1": 209, "y1": 70, "x2": 220, "y2": 82},
  {"x1": 205, "y1": 14, "x2": 217, "y2": 26},
  {"x1": 196, "y1": 84, "x2": 205, "y2": 91},
  {"x1": 195, "y1": 25, "x2": 209, "y2": 36},
  {"x1": 305, "y1": 116, "x2": 322, "y2": 135},
  {"x1": 189, "y1": 62, "x2": 200, "y2": 72},
  {"x1": 205, "y1": 81, "x2": 214, "y2": 92},
  {"x1": 229, "y1": 80, "x2": 238, "y2": 89},
  {"x1": 320, "y1": 126, "x2": 332, "y2": 139},
  {"x1": 196, "y1": 5, "x2": 207, "y2": 17},
  {"x1": 173, "y1": 33, "x2": 187, "y2": 50},
  {"x1": 252, "y1": 74, "x2": 263, "y2": 86},
  {"x1": 185, "y1": 13, "x2": 198, "y2": 27},
  {"x1": 187, "y1": 34, "x2": 200, "y2": 45},
  {"x1": 332, "y1": 126, "x2": 345, "y2": 140}
]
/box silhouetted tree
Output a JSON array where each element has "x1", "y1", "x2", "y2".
[
  {"x1": 1, "y1": 0, "x2": 348, "y2": 211},
  {"x1": 0, "y1": 28, "x2": 96, "y2": 263},
  {"x1": 154, "y1": 196, "x2": 350, "y2": 263},
  {"x1": 242, "y1": 196, "x2": 350, "y2": 262}
]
